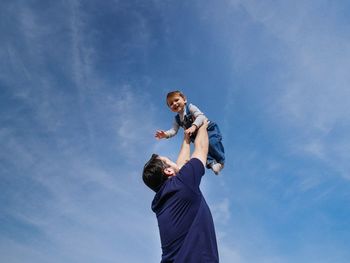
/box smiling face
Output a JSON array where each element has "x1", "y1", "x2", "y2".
[{"x1": 167, "y1": 94, "x2": 187, "y2": 113}]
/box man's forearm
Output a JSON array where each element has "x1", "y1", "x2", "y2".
[
  {"x1": 194, "y1": 122, "x2": 208, "y2": 152},
  {"x1": 191, "y1": 121, "x2": 208, "y2": 165},
  {"x1": 176, "y1": 134, "x2": 191, "y2": 168}
]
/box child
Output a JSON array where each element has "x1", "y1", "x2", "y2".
[{"x1": 155, "y1": 91, "x2": 225, "y2": 175}]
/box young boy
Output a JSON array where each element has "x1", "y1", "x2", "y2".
[{"x1": 155, "y1": 91, "x2": 225, "y2": 175}]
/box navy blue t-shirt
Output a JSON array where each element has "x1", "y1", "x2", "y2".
[{"x1": 152, "y1": 158, "x2": 219, "y2": 263}]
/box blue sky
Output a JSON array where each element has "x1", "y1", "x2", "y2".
[{"x1": 1, "y1": 0, "x2": 350, "y2": 262}]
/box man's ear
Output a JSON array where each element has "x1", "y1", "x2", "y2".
[{"x1": 163, "y1": 167, "x2": 174, "y2": 177}]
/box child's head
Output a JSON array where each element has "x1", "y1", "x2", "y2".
[{"x1": 166, "y1": 91, "x2": 187, "y2": 113}]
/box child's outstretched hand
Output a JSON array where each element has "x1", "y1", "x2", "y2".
[
  {"x1": 155, "y1": 130, "x2": 167, "y2": 140},
  {"x1": 185, "y1": 125, "x2": 197, "y2": 136}
]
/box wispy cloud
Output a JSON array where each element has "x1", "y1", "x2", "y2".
[
  {"x1": 212, "y1": 197, "x2": 231, "y2": 225},
  {"x1": 2, "y1": 27, "x2": 163, "y2": 259},
  {"x1": 218, "y1": 1, "x2": 350, "y2": 180},
  {"x1": 1, "y1": 89, "x2": 162, "y2": 263},
  {"x1": 2, "y1": 1, "x2": 350, "y2": 262},
  {"x1": 1, "y1": 2, "x2": 162, "y2": 261}
]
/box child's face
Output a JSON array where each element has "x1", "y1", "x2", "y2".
[{"x1": 167, "y1": 95, "x2": 187, "y2": 113}]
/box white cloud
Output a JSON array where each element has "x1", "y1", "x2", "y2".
[
  {"x1": 219, "y1": 241, "x2": 242, "y2": 263},
  {"x1": 212, "y1": 198, "x2": 231, "y2": 226},
  {"x1": 227, "y1": 1, "x2": 350, "y2": 179},
  {"x1": 3, "y1": 1, "x2": 350, "y2": 262},
  {"x1": 1, "y1": 125, "x2": 161, "y2": 262},
  {"x1": 2, "y1": 39, "x2": 161, "y2": 263}
]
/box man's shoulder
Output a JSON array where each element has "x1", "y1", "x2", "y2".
[
  {"x1": 189, "y1": 157, "x2": 204, "y2": 166},
  {"x1": 179, "y1": 158, "x2": 205, "y2": 175},
  {"x1": 182, "y1": 157, "x2": 203, "y2": 166}
]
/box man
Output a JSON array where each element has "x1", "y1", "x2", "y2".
[{"x1": 142, "y1": 120, "x2": 219, "y2": 262}]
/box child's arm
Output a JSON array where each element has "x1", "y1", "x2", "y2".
[
  {"x1": 155, "y1": 130, "x2": 168, "y2": 139},
  {"x1": 155, "y1": 118, "x2": 180, "y2": 139},
  {"x1": 184, "y1": 104, "x2": 207, "y2": 136}
]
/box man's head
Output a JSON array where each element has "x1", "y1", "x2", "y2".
[
  {"x1": 166, "y1": 91, "x2": 187, "y2": 113},
  {"x1": 142, "y1": 154, "x2": 179, "y2": 192}
]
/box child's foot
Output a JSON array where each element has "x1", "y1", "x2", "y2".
[{"x1": 211, "y1": 163, "x2": 224, "y2": 175}]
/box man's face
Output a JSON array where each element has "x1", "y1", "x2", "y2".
[
  {"x1": 158, "y1": 156, "x2": 179, "y2": 176},
  {"x1": 167, "y1": 95, "x2": 187, "y2": 113}
]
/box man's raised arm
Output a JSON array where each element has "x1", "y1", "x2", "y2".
[
  {"x1": 176, "y1": 132, "x2": 191, "y2": 169},
  {"x1": 191, "y1": 119, "x2": 209, "y2": 167}
]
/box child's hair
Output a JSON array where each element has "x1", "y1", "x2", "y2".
[{"x1": 166, "y1": 90, "x2": 186, "y2": 106}]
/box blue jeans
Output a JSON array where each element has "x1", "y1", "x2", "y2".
[
  {"x1": 189, "y1": 122, "x2": 225, "y2": 167},
  {"x1": 206, "y1": 122, "x2": 225, "y2": 167}
]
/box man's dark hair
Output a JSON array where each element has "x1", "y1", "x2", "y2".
[{"x1": 142, "y1": 154, "x2": 168, "y2": 192}]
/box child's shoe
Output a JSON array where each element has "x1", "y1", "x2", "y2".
[{"x1": 211, "y1": 163, "x2": 224, "y2": 175}]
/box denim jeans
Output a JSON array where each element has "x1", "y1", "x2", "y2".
[{"x1": 206, "y1": 122, "x2": 225, "y2": 167}]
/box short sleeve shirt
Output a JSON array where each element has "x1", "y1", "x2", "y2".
[{"x1": 151, "y1": 158, "x2": 219, "y2": 263}]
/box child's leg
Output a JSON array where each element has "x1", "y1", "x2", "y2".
[
  {"x1": 207, "y1": 123, "x2": 225, "y2": 165},
  {"x1": 206, "y1": 153, "x2": 215, "y2": 168}
]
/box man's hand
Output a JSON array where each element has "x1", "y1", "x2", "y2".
[
  {"x1": 155, "y1": 130, "x2": 167, "y2": 139},
  {"x1": 184, "y1": 130, "x2": 191, "y2": 144},
  {"x1": 185, "y1": 125, "x2": 197, "y2": 136}
]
